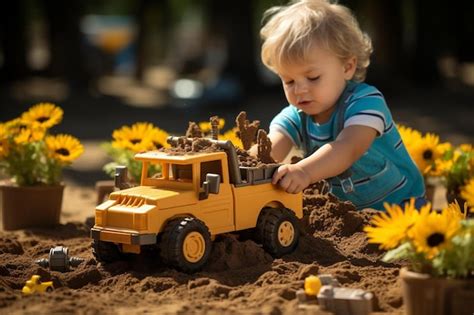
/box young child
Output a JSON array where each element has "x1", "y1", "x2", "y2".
[{"x1": 260, "y1": 0, "x2": 425, "y2": 210}]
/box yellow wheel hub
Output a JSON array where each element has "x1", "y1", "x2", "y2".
[
  {"x1": 183, "y1": 231, "x2": 206, "y2": 263},
  {"x1": 278, "y1": 220, "x2": 295, "y2": 247}
]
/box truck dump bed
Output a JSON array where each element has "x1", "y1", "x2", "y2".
[
  {"x1": 239, "y1": 165, "x2": 279, "y2": 185},
  {"x1": 166, "y1": 136, "x2": 281, "y2": 187}
]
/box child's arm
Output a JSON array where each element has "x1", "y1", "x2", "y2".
[
  {"x1": 248, "y1": 130, "x2": 294, "y2": 162},
  {"x1": 272, "y1": 125, "x2": 378, "y2": 193},
  {"x1": 267, "y1": 131, "x2": 294, "y2": 162}
]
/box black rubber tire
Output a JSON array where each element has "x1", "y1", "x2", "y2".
[
  {"x1": 92, "y1": 240, "x2": 122, "y2": 263},
  {"x1": 257, "y1": 208, "x2": 300, "y2": 257},
  {"x1": 254, "y1": 207, "x2": 272, "y2": 244},
  {"x1": 159, "y1": 217, "x2": 212, "y2": 273},
  {"x1": 46, "y1": 286, "x2": 54, "y2": 292}
]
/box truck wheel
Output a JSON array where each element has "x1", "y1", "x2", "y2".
[
  {"x1": 258, "y1": 208, "x2": 300, "y2": 257},
  {"x1": 255, "y1": 207, "x2": 272, "y2": 244},
  {"x1": 159, "y1": 217, "x2": 211, "y2": 273},
  {"x1": 92, "y1": 240, "x2": 122, "y2": 263},
  {"x1": 46, "y1": 287, "x2": 54, "y2": 293}
]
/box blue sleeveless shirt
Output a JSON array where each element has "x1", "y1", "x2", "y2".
[{"x1": 270, "y1": 81, "x2": 425, "y2": 210}]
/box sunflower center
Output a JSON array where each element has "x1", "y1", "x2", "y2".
[
  {"x1": 36, "y1": 116, "x2": 50, "y2": 123},
  {"x1": 423, "y1": 150, "x2": 433, "y2": 160},
  {"x1": 427, "y1": 232, "x2": 445, "y2": 247},
  {"x1": 56, "y1": 148, "x2": 70, "y2": 156},
  {"x1": 130, "y1": 138, "x2": 141, "y2": 145}
]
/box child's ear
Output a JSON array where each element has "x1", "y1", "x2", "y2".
[{"x1": 343, "y1": 56, "x2": 357, "y2": 80}]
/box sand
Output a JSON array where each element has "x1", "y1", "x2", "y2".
[{"x1": 0, "y1": 183, "x2": 404, "y2": 315}]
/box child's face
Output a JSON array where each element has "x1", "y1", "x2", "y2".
[{"x1": 277, "y1": 45, "x2": 356, "y2": 123}]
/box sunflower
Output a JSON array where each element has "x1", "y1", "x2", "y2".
[
  {"x1": 460, "y1": 178, "x2": 474, "y2": 212},
  {"x1": 0, "y1": 139, "x2": 8, "y2": 157},
  {"x1": 397, "y1": 124, "x2": 422, "y2": 151},
  {"x1": 0, "y1": 123, "x2": 6, "y2": 140},
  {"x1": 199, "y1": 118, "x2": 225, "y2": 133},
  {"x1": 424, "y1": 158, "x2": 452, "y2": 177},
  {"x1": 410, "y1": 133, "x2": 445, "y2": 175},
  {"x1": 13, "y1": 125, "x2": 46, "y2": 144},
  {"x1": 149, "y1": 127, "x2": 170, "y2": 149},
  {"x1": 21, "y1": 103, "x2": 63, "y2": 129},
  {"x1": 409, "y1": 209, "x2": 460, "y2": 259},
  {"x1": 0, "y1": 124, "x2": 8, "y2": 157},
  {"x1": 4, "y1": 118, "x2": 30, "y2": 136},
  {"x1": 443, "y1": 200, "x2": 467, "y2": 220},
  {"x1": 219, "y1": 127, "x2": 243, "y2": 149},
  {"x1": 112, "y1": 122, "x2": 156, "y2": 152},
  {"x1": 459, "y1": 144, "x2": 473, "y2": 153},
  {"x1": 364, "y1": 199, "x2": 422, "y2": 250},
  {"x1": 46, "y1": 134, "x2": 84, "y2": 163}
]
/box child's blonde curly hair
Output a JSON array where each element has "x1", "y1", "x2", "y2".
[{"x1": 260, "y1": 0, "x2": 373, "y2": 82}]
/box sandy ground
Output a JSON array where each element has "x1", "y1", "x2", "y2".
[
  {"x1": 0, "y1": 183, "x2": 407, "y2": 315},
  {"x1": 0, "y1": 80, "x2": 471, "y2": 314}
]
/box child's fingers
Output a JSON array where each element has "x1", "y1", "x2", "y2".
[
  {"x1": 286, "y1": 182, "x2": 299, "y2": 194},
  {"x1": 272, "y1": 165, "x2": 289, "y2": 184},
  {"x1": 279, "y1": 174, "x2": 292, "y2": 191}
]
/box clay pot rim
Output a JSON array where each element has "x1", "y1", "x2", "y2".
[
  {"x1": 400, "y1": 267, "x2": 473, "y2": 283},
  {"x1": 400, "y1": 267, "x2": 431, "y2": 280}
]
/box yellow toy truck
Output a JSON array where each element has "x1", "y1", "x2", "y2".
[
  {"x1": 22, "y1": 275, "x2": 54, "y2": 295},
  {"x1": 91, "y1": 137, "x2": 302, "y2": 272}
]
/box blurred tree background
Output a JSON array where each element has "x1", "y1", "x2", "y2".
[{"x1": 1, "y1": 0, "x2": 473, "y2": 138}]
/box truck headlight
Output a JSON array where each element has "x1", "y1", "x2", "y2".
[{"x1": 134, "y1": 213, "x2": 147, "y2": 230}]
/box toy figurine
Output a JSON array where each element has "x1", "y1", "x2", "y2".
[
  {"x1": 304, "y1": 275, "x2": 322, "y2": 296},
  {"x1": 297, "y1": 274, "x2": 373, "y2": 315},
  {"x1": 36, "y1": 246, "x2": 84, "y2": 272},
  {"x1": 22, "y1": 275, "x2": 54, "y2": 295}
]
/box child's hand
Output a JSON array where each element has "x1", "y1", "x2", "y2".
[{"x1": 272, "y1": 164, "x2": 311, "y2": 193}]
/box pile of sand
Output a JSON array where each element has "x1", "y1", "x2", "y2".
[{"x1": 0, "y1": 184, "x2": 403, "y2": 314}]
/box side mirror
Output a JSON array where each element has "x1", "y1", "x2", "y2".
[
  {"x1": 199, "y1": 174, "x2": 221, "y2": 200},
  {"x1": 114, "y1": 166, "x2": 129, "y2": 190}
]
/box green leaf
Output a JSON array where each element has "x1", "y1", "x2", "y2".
[{"x1": 382, "y1": 242, "x2": 412, "y2": 262}]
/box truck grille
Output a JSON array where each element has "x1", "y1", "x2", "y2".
[
  {"x1": 105, "y1": 195, "x2": 145, "y2": 229},
  {"x1": 116, "y1": 195, "x2": 145, "y2": 207}
]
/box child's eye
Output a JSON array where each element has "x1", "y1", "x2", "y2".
[
  {"x1": 308, "y1": 76, "x2": 320, "y2": 81},
  {"x1": 284, "y1": 80, "x2": 294, "y2": 85}
]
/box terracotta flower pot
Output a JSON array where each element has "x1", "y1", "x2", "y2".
[
  {"x1": 0, "y1": 184, "x2": 64, "y2": 230},
  {"x1": 400, "y1": 267, "x2": 474, "y2": 315}
]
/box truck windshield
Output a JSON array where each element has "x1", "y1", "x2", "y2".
[
  {"x1": 170, "y1": 164, "x2": 193, "y2": 181},
  {"x1": 143, "y1": 162, "x2": 193, "y2": 182}
]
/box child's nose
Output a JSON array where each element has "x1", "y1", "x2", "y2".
[{"x1": 294, "y1": 82, "x2": 308, "y2": 95}]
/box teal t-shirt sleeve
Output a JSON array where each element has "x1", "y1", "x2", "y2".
[
  {"x1": 269, "y1": 105, "x2": 303, "y2": 147},
  {"x1": 343, "y1": 86, "x2": 393, "y2": 136}
]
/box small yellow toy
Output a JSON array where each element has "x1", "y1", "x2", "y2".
[
  {"x1": 304, "y1": 275, "x2": 322, "y2": 296},
  {"x1": 22, "y1": 275, "x2": 54, "y2": 295},
  {"x1": 298, "y1": 274, "x2": 373, "y2": 315}
]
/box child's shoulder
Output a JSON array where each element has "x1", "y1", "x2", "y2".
[
  {"x1": 347, "y1": 81, "x2": 387, "y2": 109},
  {"x1": 345, "y1": 82, "x2": 392, "y2": 128},
  {"x1": 351, "y1": 81, "x2": 383, "y2": 98}
]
